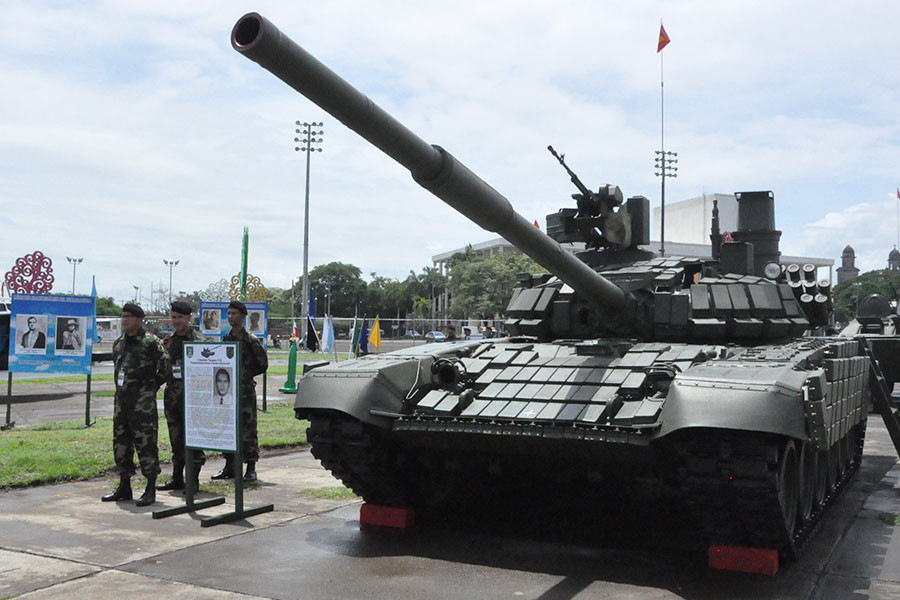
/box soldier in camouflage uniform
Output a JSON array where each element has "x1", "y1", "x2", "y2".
[
  {"x1": 157, "y1": 301, "x2": 206, "y2": 493},
  {"x1": 102, "y1": 303, "x2": 168, "y2": 507},
  {"x1": 211, "y1": 300, "x2": 268, "y2": 482}
]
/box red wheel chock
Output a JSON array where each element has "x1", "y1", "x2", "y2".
[
  {"x1": 360, "y1": 503, "x2": 415, "y2": 529},
  {"x1": 708, "y1": 544, "x2": 779, "y2": 575}
]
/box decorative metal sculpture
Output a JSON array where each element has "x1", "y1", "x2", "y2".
[
  {"x1": 230, "y1": 273, "x2": 267, "y2": 302},
  {"x1": 4, "y1": 251, "x2": 55, "y2": 294},
  {"x1": 200, "y1": 279, "x2": 231, "y2": 302}
]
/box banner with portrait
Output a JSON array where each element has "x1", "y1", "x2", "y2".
[
  {"x1": 198, "y1": 301, "x2": 268, "y2": 347},
  {"x1": 183, "y1": 342, "x2": 239, "y2": 452},
  {"x1": 8, "y1": 293, "x2": 95, "y2": 374}
]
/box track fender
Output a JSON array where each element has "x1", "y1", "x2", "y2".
[
  {"x1": 655, "y1": 365, "x2": 810, "y2": 441},
  {"x1": 294, "y1": 356, "x2": 428, "y2": 428}
]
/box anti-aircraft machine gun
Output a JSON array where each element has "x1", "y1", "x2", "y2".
[{"x1": 231, "y1": 12, "x2": 900, "y2": 568}]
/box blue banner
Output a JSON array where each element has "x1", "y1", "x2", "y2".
[
  {"x1": 9, "y1": 293, "x2": 96, "y2": 374},
  {"x1": 199, "y1": 301, "x2": 268, "y2": 347}
]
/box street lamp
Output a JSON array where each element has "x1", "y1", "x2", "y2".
[
  {"x1": 66, "y1": 256, "x2": 83, "y2": 294},
  {"x1": 163, "y1": 259, "x2": 179, "y2": 305},
  {"x1": 295, "y1": 121, "x2": 324, "y2": 345},
  {"x1": 133, "y1": 285, "x2": 140, "y2": 303},
  {"x1": 653, "y1": 150, "x2": 678, "y2": 256}
]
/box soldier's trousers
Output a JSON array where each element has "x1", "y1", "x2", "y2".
[
  {"x1": 239, "y1": 385, "x2": 259, "y2": 462},
  {"x1": 163, "y1": 393, "x2": 205, "y2": 468},
  {"x1": 113, "y1": 391, "x2": 161, "y2": 478}
]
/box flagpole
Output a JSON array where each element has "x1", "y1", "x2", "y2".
[
  {"x1": 654, "y1": 21, "x2": 677, "y2": 257},
  {"x1": 660, "y1": 44, "x2": 665, "y2": 257}
]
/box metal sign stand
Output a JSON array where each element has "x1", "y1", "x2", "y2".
[
  {"x1": 84, "y1": 372, "x2": 95, "y2": 428},
  {"x1": 154, "y1": 341, "x2": 273, "y2": 524},
  {"x1": 261, "y1": 370, "x2": 267, "y2": 412},
  {"x1": 199, "y1": 445, "x2": 273, "y2": 528},
  {"x1": 152, "y1": 447, "x2": 226, "y2": 519},
  {"x1": 2, "y1": 373, "x2": 14, "y2": 430}
]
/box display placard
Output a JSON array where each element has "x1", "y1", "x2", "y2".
[
  {"x1": 199, "y1": 301, "x2": 268, "y2": 347},
  {"x1": 184, "y1": 342, "x2": 240, "y2": 452},
  {"x1": 8, "y1": 293, "x2": 95, "y2": 374}
]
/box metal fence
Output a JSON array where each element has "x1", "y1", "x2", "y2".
[{"x1": 138, "y1": 316, "x2": 505, "y2": 345}]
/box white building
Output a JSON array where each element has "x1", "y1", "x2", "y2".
[{"x1": 653, "y1": 193, "x2": 737, "y2": 245}]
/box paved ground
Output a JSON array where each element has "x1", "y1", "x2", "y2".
[{"x1": 1, "y1": 412, "x2": 899, "y2": 598}]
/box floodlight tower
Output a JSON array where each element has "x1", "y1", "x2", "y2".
[
  {"x1": 163, "y1": 259, "x2": 179, "y2": 304},
  {"x1": 66, "y1": 256, "x2": 83, "y2": 294},
  {"x1": 294, "y1": 121, "x2": 324, "y2": 345}
]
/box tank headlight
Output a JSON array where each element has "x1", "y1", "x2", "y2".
[{"x1": 763, "y1": 262, "x2": 782, "y2": 280}]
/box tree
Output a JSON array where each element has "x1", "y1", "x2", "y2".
[
  {"x1": 303, "y1": 262, "x2": 366, "y2": 317},
  {"x1": 265, "y1": 287, "x2": 293, "y2": 318},
  {"x1": 95, "y1": 296, "x2": 122, "y2": 316},
  {"x1": 448, "y1": 253, "x2": 545, "y2": 320}
]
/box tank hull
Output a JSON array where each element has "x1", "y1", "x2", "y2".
[{"x1": 297, "y1": 336, "x2": 869, "y2": 554}]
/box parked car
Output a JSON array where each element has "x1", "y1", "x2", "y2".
[
  {"x1": 404, "y1": 330, "x2": 422, "y2": 338},
  {"x1": 424, "y1": 331, "x2": 446, "y2": 342},
  {"x1": 465, "y1": 333, "x2": 485, "y2": 340}
]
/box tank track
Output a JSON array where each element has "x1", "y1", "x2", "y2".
[
  {"x1": 308, "y1": 410, "x2": 866, "y2": 560},
  {"x1": 306, "y1": 412, "x2": 411, "y2": 507},
  {"x1": 674, "y1": 422, "x2": 865, "y2": 559}
]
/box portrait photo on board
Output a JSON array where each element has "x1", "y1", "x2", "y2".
[
  {"x1": 212, "y1": 366, "x2": 234, "y2": 406},
  {"x1": 201, "y1": 309, "x2": 221, "y2": 334},
  {"x1": 247, "y1": 309, "x2": 265, "y2": 333},
  {"x1": 55, "y1": 316, "x2": 86, "y2": 355},
  {"x1": 16, "y1": 314, "x2": 48, "y2": 355}
]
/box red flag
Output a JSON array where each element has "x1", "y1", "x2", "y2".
[
  {"x1": 533, "y1": 219, "x2": 540, "y2": 229},
  {"x1": 657, "y1": 23, "x2": 671, "y2": 53}
]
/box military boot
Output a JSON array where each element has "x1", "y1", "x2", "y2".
[
  {"x1": 157, "y1": 462, "x2": 185, "y2": 491},
  {"x1": 243, "y1": 461, "x2": 257, "y2": 483},
  {"x1": 210, "y1": 455, "x2": 235, "y2": 480},
  {"x1": 101, "y1": 474, "x2": 132, "y2": 502},
  {"x1": 136, "y1": 476, "x2": 156, "y2": 507}
]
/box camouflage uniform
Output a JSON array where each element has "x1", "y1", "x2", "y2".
[
  {"x1": 222, "y1": 327, "x2": 268, "y2": 462},
  {"x1": 112, "y1": 327, "x2": 167, "y2": 478},
  {"x1": 163, "y1": 328, "x2": 206, "y2": 468}
]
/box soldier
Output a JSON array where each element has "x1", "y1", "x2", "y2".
[
  {"x1": 211, "y1": 300, "x2": 268, "y2": 482},
  {"x1": 157, "y1": 301, "x2": 205, "y2": 493},
  {"x1": 101, "y1": 303, "x2": 168, "y2": 506}
]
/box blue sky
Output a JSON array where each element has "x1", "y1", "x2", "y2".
[{"x1": 2, "y1": 1, "x2": 898, "y2": 307}]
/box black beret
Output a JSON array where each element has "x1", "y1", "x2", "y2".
[
  {"x1": 122, "y1": 303, "x2": 145, "y2": 318},
  {"x1": 228, "y1": 300, "x2": 248, "y2": 315},
  {"x1": 170, "y1": 301, "x2": 193, "y2": 316}
]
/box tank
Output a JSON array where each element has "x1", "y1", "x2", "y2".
[
  {"x1": 840, "y1": 292, "x2": 900, "y2": 408},
  {"x1": 231, "y1": 13, "x2": 879, "y2": 558}
]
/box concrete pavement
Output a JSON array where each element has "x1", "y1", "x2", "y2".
[{"x1": 1, "y1": 419, "x2": 898, "y2": 598}]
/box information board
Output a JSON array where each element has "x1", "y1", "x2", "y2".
[
  {"x1": 199, "y1": 301, "x2": 268, "y2": 347},
  {"x1": 184, "y1": 342, "x2": 239, "y2": 452},
  {"x1": 8, "y1": 293, "x2": 95, "y2": 374}
]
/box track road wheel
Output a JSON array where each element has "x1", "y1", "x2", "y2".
[
  {"x1": 815, "y1": 449, "x2": 829, "y2": 507},
  {"x1": 777, "y1": 440, "x2": 800, "y2": 541},
  {"x1": 797, "y1": 441, "x2": 816, "y2": 523},
  {"x1": 830, "y1": 442, "x2": 842, "y2": 490}
]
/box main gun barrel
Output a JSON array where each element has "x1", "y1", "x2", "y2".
[{"x1": 231, "y1": 12, "x2": 629, "y2": 313}]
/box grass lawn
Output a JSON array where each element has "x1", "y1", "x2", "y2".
[
  {"x1": 0, "y1": 403, "x2": 308, "y2": 489},
  {"x1": 879, "y1": 513, "x2": 900, "y2": 526}
]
